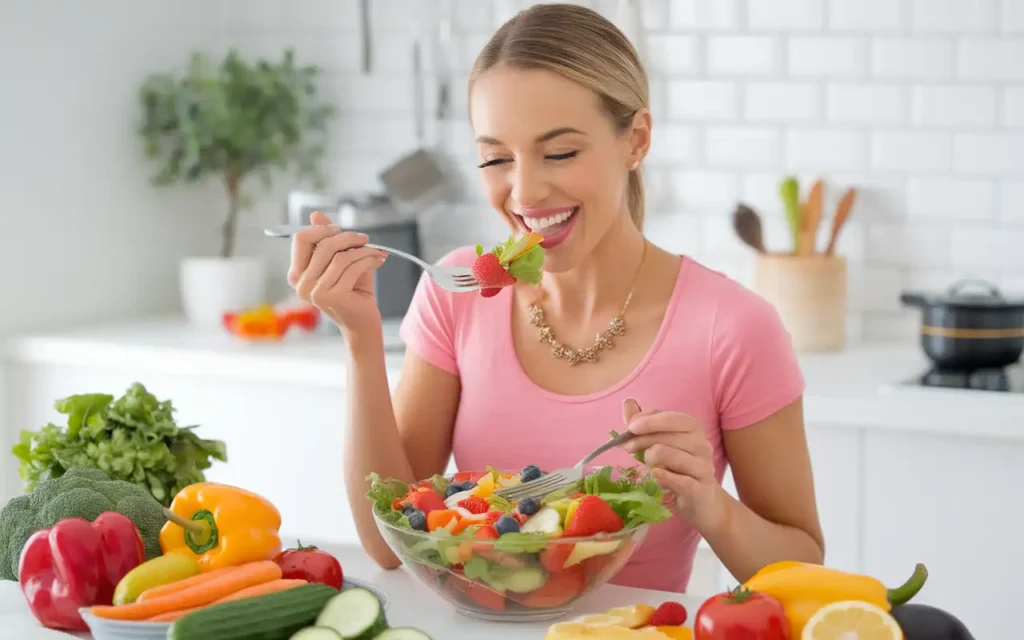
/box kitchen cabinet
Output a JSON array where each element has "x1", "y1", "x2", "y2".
[
  {"x1": 862, "y1": 430, "x2": 1023, "y2": 640},
  {"x1": 714, "y1": 426, "x2": 863, "y2": 589}
]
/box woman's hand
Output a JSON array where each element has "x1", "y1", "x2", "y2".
[
  {"x1": 287, "y1": 211, "x2": 389, "y2": 343},
  {"x1": 621, "y1": 398, "x2": 729, "y2": 535}
]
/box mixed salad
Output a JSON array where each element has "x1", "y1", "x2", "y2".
[{"x1": 366, "y1": 465, "x2": 672, "y2": 612}]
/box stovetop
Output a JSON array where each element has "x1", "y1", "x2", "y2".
[{"x1": 901, "y1": 364, "x2": 1024, "y2": 393}]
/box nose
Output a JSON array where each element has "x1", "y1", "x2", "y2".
[{"x1": 509, "y1": 157, "x2": 549, "y2": 208}]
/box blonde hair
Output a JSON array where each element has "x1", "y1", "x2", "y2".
[{"x1": 469, "y1": 3, "x2": 650, "y2": 230}]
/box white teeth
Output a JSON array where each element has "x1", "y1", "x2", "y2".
[{"x1": 522, "y1": 209, "x2": 575, "y2": 231}]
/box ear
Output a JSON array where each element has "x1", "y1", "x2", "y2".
[{"x1": 624, "y1": 108, "x2": 652, "y2": 170}]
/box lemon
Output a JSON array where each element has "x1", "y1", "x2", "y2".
[
  {"x1": 579, "y1": 604, "x2": 654, "y2": 628},
  {"x1": 802, "y1": 600, "x2": 904, "y2": 640}
]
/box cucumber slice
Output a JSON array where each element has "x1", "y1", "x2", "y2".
[
  {"x1": 374, "y1": 629, "x2": 433, "y2": 640},
  {"x1": 291, "y1": 628, "x2": 344, "y2": 640},
  {"x1": 316, "y1": 588, "x2": 387, "y2": 639}
]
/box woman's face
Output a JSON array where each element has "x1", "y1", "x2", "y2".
[{"x1": 469, "y1": 66, "x2": 648, "y2": 273}]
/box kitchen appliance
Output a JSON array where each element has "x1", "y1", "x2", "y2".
[
  {"x1": 285, "y1": 191, "x2": 423, "y2": 324},
  {"x1": 898, "y1": 363, "x2": 1024, "y2": 393},
  {"x1": 900, "y1": 279, "x2": 1024, "y2": 371}
]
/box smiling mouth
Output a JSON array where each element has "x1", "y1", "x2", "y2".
[{"x1": 515, "y1": 207, "x2": 579, "y2": 234}]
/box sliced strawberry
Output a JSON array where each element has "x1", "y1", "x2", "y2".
[
  {"x1": 453, "y1": 471, "x2": 488, "y2": 484},
  {"x1": 480, "y1": 287, "x2": 501, "y2": 298},
  {"x1": 562, "y1": 495, "x2": 624, "y2": 537},
  {"x1": 540, "y1": 543, "x2": 574, "y2": 573},
  {"x1": 520, "y1": 564, "x2": 586, "y2": 608},
  {"x1": 484, "y1": 511, "x2": 502, "y2": 525},
  {"x1": 461, "y1": 581, "x2": 507, "y2": 611},
  {"x1": 457, "y1": 496, "x2": 490, "y2": 514},
  {"x1": 471, "y1": 253, "x2": 517, "y2": 289}
]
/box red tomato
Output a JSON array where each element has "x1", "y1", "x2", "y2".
[
  {"x1": 273, "y1": 542, "x2": 344, "y2": 590},
  {"x1": 694, "y1": 587, "x2": 790, "y2": 640}
]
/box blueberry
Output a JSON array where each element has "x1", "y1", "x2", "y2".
[
  {"x1": 495, "y1": 515, "x2": 520, "y2": 535},
  {"x1": 444, "y1": 484, "x2": 462, "y2": 499},
  {"x1": 402, "y1": 504, "x2": 416, "y2": 514},
  {"x1": 407, "y1": 509, "x2": 427, "y2": 531},
  {"x1": 460, "y1": 481, "x2": 476, "y2": 491},
  {"x1": 520, "y1": 465, "x2": 543, "y2": 483},
  {"x1": 517, "y1": 497, "x2": 541, "y2": 516}
]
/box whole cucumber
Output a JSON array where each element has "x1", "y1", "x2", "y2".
[{"x1": 168, "y1": 583, "x2": 339, "y2": 640}]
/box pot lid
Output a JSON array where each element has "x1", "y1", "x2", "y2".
[{"x1": 901, "y1": 279, "x2": 1024, "y2": 310}]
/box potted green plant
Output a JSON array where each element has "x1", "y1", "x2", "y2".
[{"x1": 139, "y1": 48, "x2": 336, "y2": 326}]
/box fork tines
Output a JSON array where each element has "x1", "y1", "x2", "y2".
[{"x1": 496, "y1": 473, "x2": 574, "y2": 500}]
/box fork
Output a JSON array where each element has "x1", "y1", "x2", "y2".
[
  {"x1": 493, "y1": 430, "x2": 637, "y2": 502},
  {"x1": 264, "y1": 224, "x2": 480, "y2": 294}
]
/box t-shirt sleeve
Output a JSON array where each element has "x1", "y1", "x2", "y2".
[
  {"x1": 710, "y1": 283, "x2": 806, "y2": 431},
  {"x1": 398, "y1": 248, "x2": 472, "y2": 376}
]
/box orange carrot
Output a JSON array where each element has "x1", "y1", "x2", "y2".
[
  {"x1": 144, "y1": 579, "x2": 309, "y2": 623},
  {"x1": 136, "y1": 564, "x2": 239, "y2": 602},
  {"x1": 214, "y1": 578, "x2": 308, "y2": 603},
  {"x1": 146, "y1": 606, "x2": 203, "y2": 623},
  {"x1": 90, "y1": 561, "x2": 281, "y2": 621}
]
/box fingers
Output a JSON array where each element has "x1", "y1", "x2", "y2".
[
  {"x1": 643, "y1": 444, "x2": 709, "y2": 478},
  {"x1": 293, "y1": 233, "x2": 373, "y2": 299},
  {"x1": 333, "y1": 251, "x2": 384, "y2": 295},
  {"x1": 627, "y1": 410, "x2": 701, "y2": 436},
  {"x1": 289, "y1": 226, "x2": 343, "y2": 287},
  {"x1": 310, "y1": 211, "x2": 332, "y2": 226},
  {"x1": 650, "y1": 468, "x2": 700, "y2": 497},
  {"x1": 622, "y1": 398, "x2": 642, "y2": 424}
]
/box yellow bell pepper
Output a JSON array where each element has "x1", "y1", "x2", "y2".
[
  {"x1": 742, "y1": 560, "x2": 928, "y2": 638},
  {"x1": 159, "y1": 482, "x2": 282, "y2": 572}
]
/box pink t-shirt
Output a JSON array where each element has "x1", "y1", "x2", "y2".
[{"x1": 398, "y1": 246, "x2": 805, "y2": 593}]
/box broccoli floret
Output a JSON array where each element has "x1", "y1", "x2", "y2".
[
  {"x1": 0, "y1": 467, "x2": 167, "y2": 580},
  {"x1": 114, "y1": 494, "x2": 166, "y2": 559}
]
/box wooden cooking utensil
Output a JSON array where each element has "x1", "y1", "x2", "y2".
[
  {"x1": 798, "y1": 179, "x2": 824, "y2": 256},
  {"x1": 825, "y1": 187, "x2": 857, "y2": 256},
  {"x1": 732, "y1": 203, "x2": 766, "y2": 253}
]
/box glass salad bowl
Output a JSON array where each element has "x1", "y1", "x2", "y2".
[{"x1": 368, "y1": 465, "x2": 671, "y2": 622}]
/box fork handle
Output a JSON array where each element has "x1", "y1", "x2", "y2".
[{"x1": 576, "y1": 430, "x2": 636, "y2": 468}]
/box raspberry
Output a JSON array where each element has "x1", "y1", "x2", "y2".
[
  {"x1": 650, "y1": 601, "x2": 688, "y2": 626},
  {"x1": 457, "y1": 496, "x2": 490, "y2": 514}
]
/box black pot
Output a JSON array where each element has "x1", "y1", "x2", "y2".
[{"x1": 900, "y1": 279, "x2": 1024, "y2": 371}]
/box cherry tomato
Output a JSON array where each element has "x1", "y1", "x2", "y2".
[
  {"x1": 273, "y1": 542, "x2": 343, "y2": 590},
  {"x1": 694, "y1": 586, "x2": 790, "y2": 640}
]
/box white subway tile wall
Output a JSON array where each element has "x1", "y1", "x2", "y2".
[{"x1": 222, "y1": 0, "x2": 1024, "y2": 341}]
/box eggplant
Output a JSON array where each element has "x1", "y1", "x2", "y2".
[{"x1": 889, "y1": 603, "x2": 976, "y2": 640}]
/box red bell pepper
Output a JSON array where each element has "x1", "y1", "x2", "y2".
[{"x1": 18, "y1": 511, "x2": 145, "y2": 631}]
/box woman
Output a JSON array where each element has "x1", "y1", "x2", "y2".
[{"x1": 286, "y1": 3, "x2": 824, "y2": 593}]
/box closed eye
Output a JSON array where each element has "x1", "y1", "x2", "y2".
[
  {"x1": 546, "y1": 151, "x2": 577, "y2": 161},
  {"x1": 477, "y1": 158, "x2": 510, "y2": 169}
]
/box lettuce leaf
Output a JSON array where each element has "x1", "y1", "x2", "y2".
[
  {"x1": 492, "y1": 532, "x2": 550, "y2": 553},
  {"x1": 507, "y1": 244, "x2": 544, "y2": 284},
  {"x1": 580, "y1": 465, "x2": 672, "y2": 528},
  {"x1": 365, "y1": 472, "x2": 411, "y2": 529}
]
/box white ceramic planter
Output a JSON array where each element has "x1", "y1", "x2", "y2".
[{"x1": 179, "y1": 257, "x2": 267, "y2": 327}]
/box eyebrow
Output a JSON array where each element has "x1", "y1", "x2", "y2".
[{"x1": 475, "y1": 127, "x2": 586, "y2": 145}]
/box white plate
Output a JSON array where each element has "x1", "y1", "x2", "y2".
[{"x1": 78, "y1": 576, "x2": 389, "y2": 639}]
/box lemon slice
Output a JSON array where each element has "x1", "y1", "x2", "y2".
[
  {"x1": 579, "y1": 604, "x2": 655, "y2": 628},
  {"x1": 546, "y1": 622, "x2": 656, "y2": 639},
  {"x1": 802, "y1": 600, "x2": 904, "y2": 640}
]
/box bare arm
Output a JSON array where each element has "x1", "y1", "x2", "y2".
[
  {"x1": 701, "y1": 398, "x2": 826, "y2": 583},
  {"x1": 343, "y1": 335, "x2": 460, "y2": 569}
]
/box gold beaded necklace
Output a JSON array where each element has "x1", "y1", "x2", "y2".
[{"x1": 527, "y1": 240, "x2": 649, "y2": 366}]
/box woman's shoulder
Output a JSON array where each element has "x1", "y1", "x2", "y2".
[{"x1": 678, "y1": 257, "x2": 786, "y2": 337}]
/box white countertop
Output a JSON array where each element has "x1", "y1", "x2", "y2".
[
  {"x1": 5, "y1": 316, "x2": 1024, "y2": 442},
  {"x1": 0, "y1": 540, "x2": 707, "y2": 639}
]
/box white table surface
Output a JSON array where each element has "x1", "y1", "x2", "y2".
[{"x1": 0, "y1": 541, "x2": 707, "y2": 639}]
